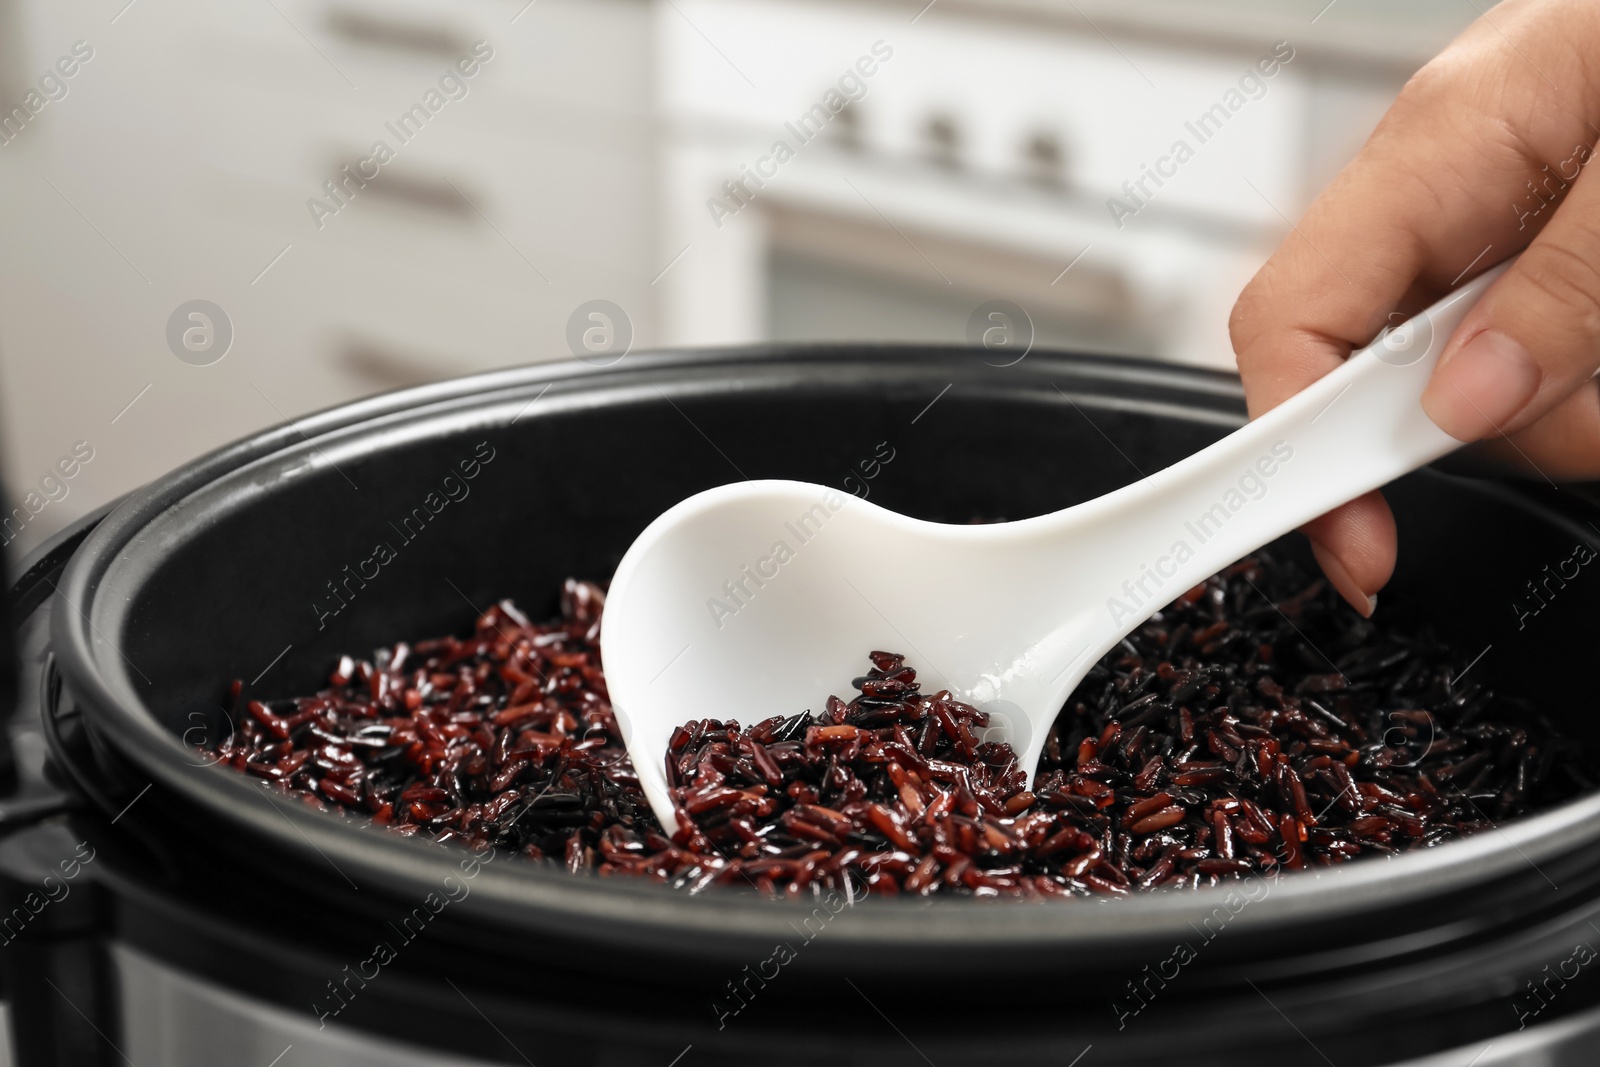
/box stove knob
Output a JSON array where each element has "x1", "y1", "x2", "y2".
[
  {"x1": 1024, "y1": 130, "x2": 1067, "y2": 189},
  {"x1": 922, "y1": 113, "x2": 961, "y2": 169}
]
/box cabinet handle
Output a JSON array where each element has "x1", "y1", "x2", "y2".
[
  {"x1": 339, "y1": 339, "x2": 452, "y2": 390},
  {"x1": 330, "y1": 154, "x2": 478, "y2": 220},
  {"x1": 324, "y1": 7, "x2": 472, "y2": 59}
]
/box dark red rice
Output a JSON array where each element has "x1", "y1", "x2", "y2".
[{"x1": 210, "y1": 554, "x2": 1588, "y2": 898}]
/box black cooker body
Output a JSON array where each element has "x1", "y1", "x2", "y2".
[{"x1": 5, "y1": 346, "x2": 1600, "y2": 1066}]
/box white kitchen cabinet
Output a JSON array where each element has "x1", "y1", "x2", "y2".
[{"x1": 0, "y1": 0, "x2": 657, "y2": 558}]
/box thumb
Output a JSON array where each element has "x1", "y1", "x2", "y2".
[{"x1": 1422, "y1": 160, "x2": 1600, "y2": 442}]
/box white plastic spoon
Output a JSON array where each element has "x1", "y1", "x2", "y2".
[{"x1": 603, "y1": 262, "x2": 1510, "y2": 833}]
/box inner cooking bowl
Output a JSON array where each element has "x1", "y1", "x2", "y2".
[{"x1": 50, "y1": 345, "x2": 1600, "y2": 976}]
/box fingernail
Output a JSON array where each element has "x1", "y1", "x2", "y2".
[
  {"x1": 1421, "y1": 329, "x2": 1540, "y2": 442},
  {"x1": 1308, "y1": 539, "x2": 1378, "y2": 618}
]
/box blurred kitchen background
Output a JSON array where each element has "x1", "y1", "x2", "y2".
[{"x1": 0, "y1": 0, "x2": 1480, "y2": 559}]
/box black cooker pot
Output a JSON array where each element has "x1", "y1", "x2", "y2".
[{"x1": 5, "y1": 345, "x2": 1600, "y2": 1067}]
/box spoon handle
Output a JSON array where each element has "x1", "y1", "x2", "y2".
[{"x1": 1062, "y1": 259, "x2": 1512, "y2": 649}]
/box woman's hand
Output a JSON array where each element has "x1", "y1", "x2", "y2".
[{"x1": 1229, "y1": 0, "x2": 1600, "y2": 615}]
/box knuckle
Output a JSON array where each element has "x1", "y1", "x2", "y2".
[
  {"x1": 1379, "y1": 44, "x2": 1507, "y2": 150},
  {"x1": 1228, "y1": 271, "x2": 1275, "y2": 372},
  {"x1": 1395, "y1": 57, "x2": 1453, "y2": 108},
  {"x1": 1388, "y1": 49, "x2": 1476, "y2": 120},
  {"x1": 1514, "y1": 239, "x2": 1600, "y2": 337}
]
